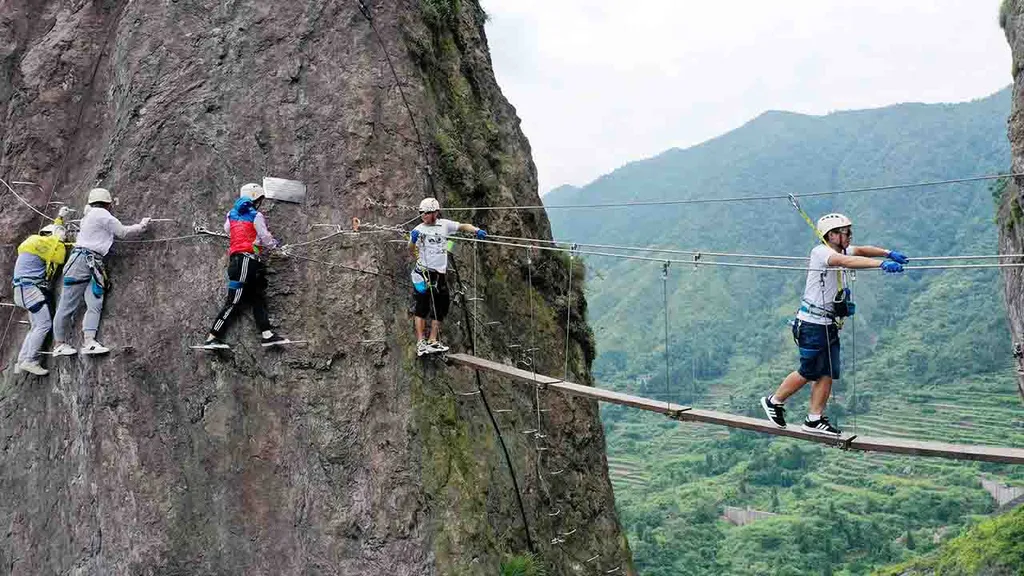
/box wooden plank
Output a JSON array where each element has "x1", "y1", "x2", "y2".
[
  {"x1": 448, "y1": 353, "x2": 690, "y2": 417},
  {"x1": 449, "y1": 353, "x2": 1024, "y2": 465}
]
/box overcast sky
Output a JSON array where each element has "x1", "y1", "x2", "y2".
[{"x1": 480, "y1": 0, "x2": 1012, "y2": 194}]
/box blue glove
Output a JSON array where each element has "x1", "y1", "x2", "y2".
[
  {"x1": 887, "y1": 250, "x2": 909, "y2": 264},
  {"x1": 475, "y1": 228, "x2": 488, "y2": 239},
  {"x1": 880, "y1": 260, "x2": 904, "y2": 274},
  {"x1": 410, "y1": 229, "x2": 420, "y2": 244}
]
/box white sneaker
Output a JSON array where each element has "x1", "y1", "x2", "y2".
[
  {"x1": 80, "y1": 340, "x2": 110, "y2": 356},
  {"x1": 416, "y1": 339, "x2": 430, "y2": 357},
  {"x1": 51, "y1": 343, "x2": 77, "y2": 357},
  {"x1": 17, "y1": 361, "x2": 48, "y2": 376},
  {"x1": 427, "y1": 340, "x2": 450, "y2": 354}
]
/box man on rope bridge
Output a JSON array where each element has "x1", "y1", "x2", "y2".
[
  {"x1": 11, "y1": 208, "x2": 72, "y2": 375},
  {"x1": 409, "y1": 197, "x2": 487, "y2": 357},
  {"x1": 199, "y1": 183, "x2": 293, "y2": 351},
  {"x1": 761, "y1": 212, "x2": 908, "y2": 436},
  {"x1": 51, "y1": 188, "x2": 152, "y2": 357}
]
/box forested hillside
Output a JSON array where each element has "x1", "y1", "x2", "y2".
[{"x1": 547, "y1": 88, "x2": 1024, "y2": 575}]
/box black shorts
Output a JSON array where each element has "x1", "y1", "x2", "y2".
[{"x1": 413, "y1": 270, "x2": 450, "y2": 322}]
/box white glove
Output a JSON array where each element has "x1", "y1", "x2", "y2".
[
  {"x1": 139, "y1": 217, "x2": 152, "y2": 228},
  {"x1": 57, "y1": 206, "x2": 74, "y2": 219}
]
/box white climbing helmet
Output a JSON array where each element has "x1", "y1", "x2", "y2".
[
  {"x1": 87, "y1": 188, "x2": 113, "y2": 205},
  {"x1": 816, "y1": 213, "x2": 853, "y2": 237},
  {"x1": 39, "y1": 224, "x2": 67, "y2": 241},
  {"x1": 419, "y1": 197, "x2": 441, "y2": 213},
  {"x1": 239, "y1": 183, "x2": 266, "y2": 201}
]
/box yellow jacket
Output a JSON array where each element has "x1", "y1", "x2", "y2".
[{"x1": 16, "y1": 218, "x2": 67, "y2": 280}]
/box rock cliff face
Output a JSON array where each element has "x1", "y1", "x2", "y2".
[
  {"x1": 0, "y1": 1, "x2": 633, "y2": 574},
  {"x1": 1002, "y1": 0, "x2": 1024, "y2": 403}
]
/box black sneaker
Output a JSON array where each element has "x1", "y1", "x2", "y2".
[
  {"x1": 801, "y1": 416, "x2": 842, "y2": 436},
  {"x1": 760, "y1": 396, "x2": 787, "y2": 428},
  {"x1": 261, "y1": 334, "x2": 287, "y2": 347},
  {"x1": 202, "y1": 337, "x2": 230, "y2": 350}
]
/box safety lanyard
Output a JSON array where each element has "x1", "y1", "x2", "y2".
[{"x1": 788, "y1": 194, "x2": 844, "y2": 291}]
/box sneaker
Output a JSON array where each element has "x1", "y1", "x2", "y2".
[
  {"x1": 427, "y1": 340, "x2": 450, "y2": 354},
  {"x1": 802, "y1": 416, "x2": 842, "y2": 436},
  {"x1": 202, "y1": 337, "x2": 231, "y2": 350},
  {"x1": 51, "y1": 343, "x2": 78, "y2": 357},
  {"x1": 17, "y1": 361, "x2": 48, "y2": 376},
  {"x1": 416, "y1": 339, "x2": 430, "y2": 357},
  {"x1": 260, "y1": 334, "x2": 287, "y2": 347},
  {"x1": 760, "y1": 396, "x2": 787, "y2": 428},
  {"x1": 81, "y1": 340, "x2": 110, "y2": 356}
]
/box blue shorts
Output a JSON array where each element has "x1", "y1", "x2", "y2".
[{"x1": 793, "y1": 320, "x2": 840, "y2": 380}]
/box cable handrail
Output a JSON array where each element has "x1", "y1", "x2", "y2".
[
  {"x1": 379, "y1": 172, "x2": 1023, "y2": 212},
  {"x1": 450, "y1": 236, "x2": 1024, "y2": 272}
]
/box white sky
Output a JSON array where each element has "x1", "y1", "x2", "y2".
[{"x1": 480, "y1": 0, "x2": 1013, "y2": 193}]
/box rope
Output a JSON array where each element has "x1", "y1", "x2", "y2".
[
  {"x1": 0, "y1": 178, "x2": 54, "y2": 222},
  {"x1": 662, "y1": 262, "x2": 671, "y2": 408},
  {"x1": 0, "y1": 307, "x2": 16, "y2": 370},
  {"x1": 851, "y1": 274, "x2": 858, "y2": 436},
  {"x1": 452, "y1": 236, "x2": 1024, "y2": 272},
  {"x1": 116, "y1": 234, "x2": 206, "y2": 244},
  {"x1": 447, "y1": 250, "x2": 536, "y2": 553},
  {"x1": 376, "y1": 172, "x2": 1023, "y2": 212},
  {"x1": 473, "y1": 243, "x2": 480, "y2": 355},
  {"x1": 287, "y1": 252, "x2": 383, "y2": 276},
  {"x1": 479, "y1": 232, "x2": 1024, "y2": 264},
  {"x1": 564, "y1": 245, "x2": 577, "y2": 381},
  {"x1": 527, "y1": 252, "x2": 542, "y2": 443},
  {"x1": 355, "y1": 0, "x2": 436, "y2": 198}
]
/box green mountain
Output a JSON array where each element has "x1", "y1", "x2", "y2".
[
  {"x1": 546, "y1": 87, "x2": 1024, "y2": 575},
  {"x1": 875, "y1": 506, "x2": 1024, "y2": 575}
]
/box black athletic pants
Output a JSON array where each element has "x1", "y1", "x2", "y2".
[{"x1": 210, "y1": 253, "x2": 271, "y2": 338}]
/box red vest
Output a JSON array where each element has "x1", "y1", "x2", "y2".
[{"x1": 228, "y1": 220, "x2": 258, "y2": 255}]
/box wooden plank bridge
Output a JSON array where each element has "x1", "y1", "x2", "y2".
[{"x1": 448, "y1": 353, "x2": 1024, "y2": 465}]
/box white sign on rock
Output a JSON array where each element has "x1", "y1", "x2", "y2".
[{"x1": 263, "y1": 177, "x2": 306, "y2": 204}]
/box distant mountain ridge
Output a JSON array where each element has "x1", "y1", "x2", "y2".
[{"x1": 545, "y1": 87, "x2": 1021, "y2": 575}]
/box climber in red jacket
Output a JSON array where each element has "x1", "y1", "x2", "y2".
[{"x1": 200, "y1": 183, "x2": 291, "y2": 350}]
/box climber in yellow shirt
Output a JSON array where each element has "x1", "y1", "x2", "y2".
[{"x1": 11, "y1": 207, "x2": 72, "y2": 375}]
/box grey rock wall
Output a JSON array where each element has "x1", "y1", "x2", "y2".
[{"x1": 0, "y1": 1, "x2": 633, "y2": 574}]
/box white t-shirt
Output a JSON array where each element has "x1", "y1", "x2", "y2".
[
  {"x1": 75, "y1": 207, "x2": 145, "y2": 256},
  {"x1": 413, "y1": 219, "x2": 460, "y2": 273},
  {"x1": 796, "y1": 244, "x2": 851, "y2": 325}
]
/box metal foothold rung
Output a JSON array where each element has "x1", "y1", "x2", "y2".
[
  {"x1": 494, "y1": 409, "x2": 512, "y2": 413},
  {"x1": 508, "y1": 344, "x2": 522, "y2": 349},
  {"x1": 547, "y1": 509, "x2": 561, "y2": 517},
  {"x1": 486, "y1": 321, "x2": 501, "y2": 326},
  {"x1": 521, "y1": 429, "x2": 538, "y2": 435},
  {"x1": 547, "y1": 469, "x2": 565, "y2": 476},
  {"x1": 606, "y1": 567, "x2": 622, "y2": 574},
  {"x1": 561, "y1": 528, "x2": 577, "y2": 537},
  {"x1": 586, "y1": 555, "x2": 600, "y2": 563},
  {"x1": 551, "y1": 537, "x2": 565, "y2": 545},
  {"x1": 456, "y1": 390, "x2": 481, "y2": 397}
]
